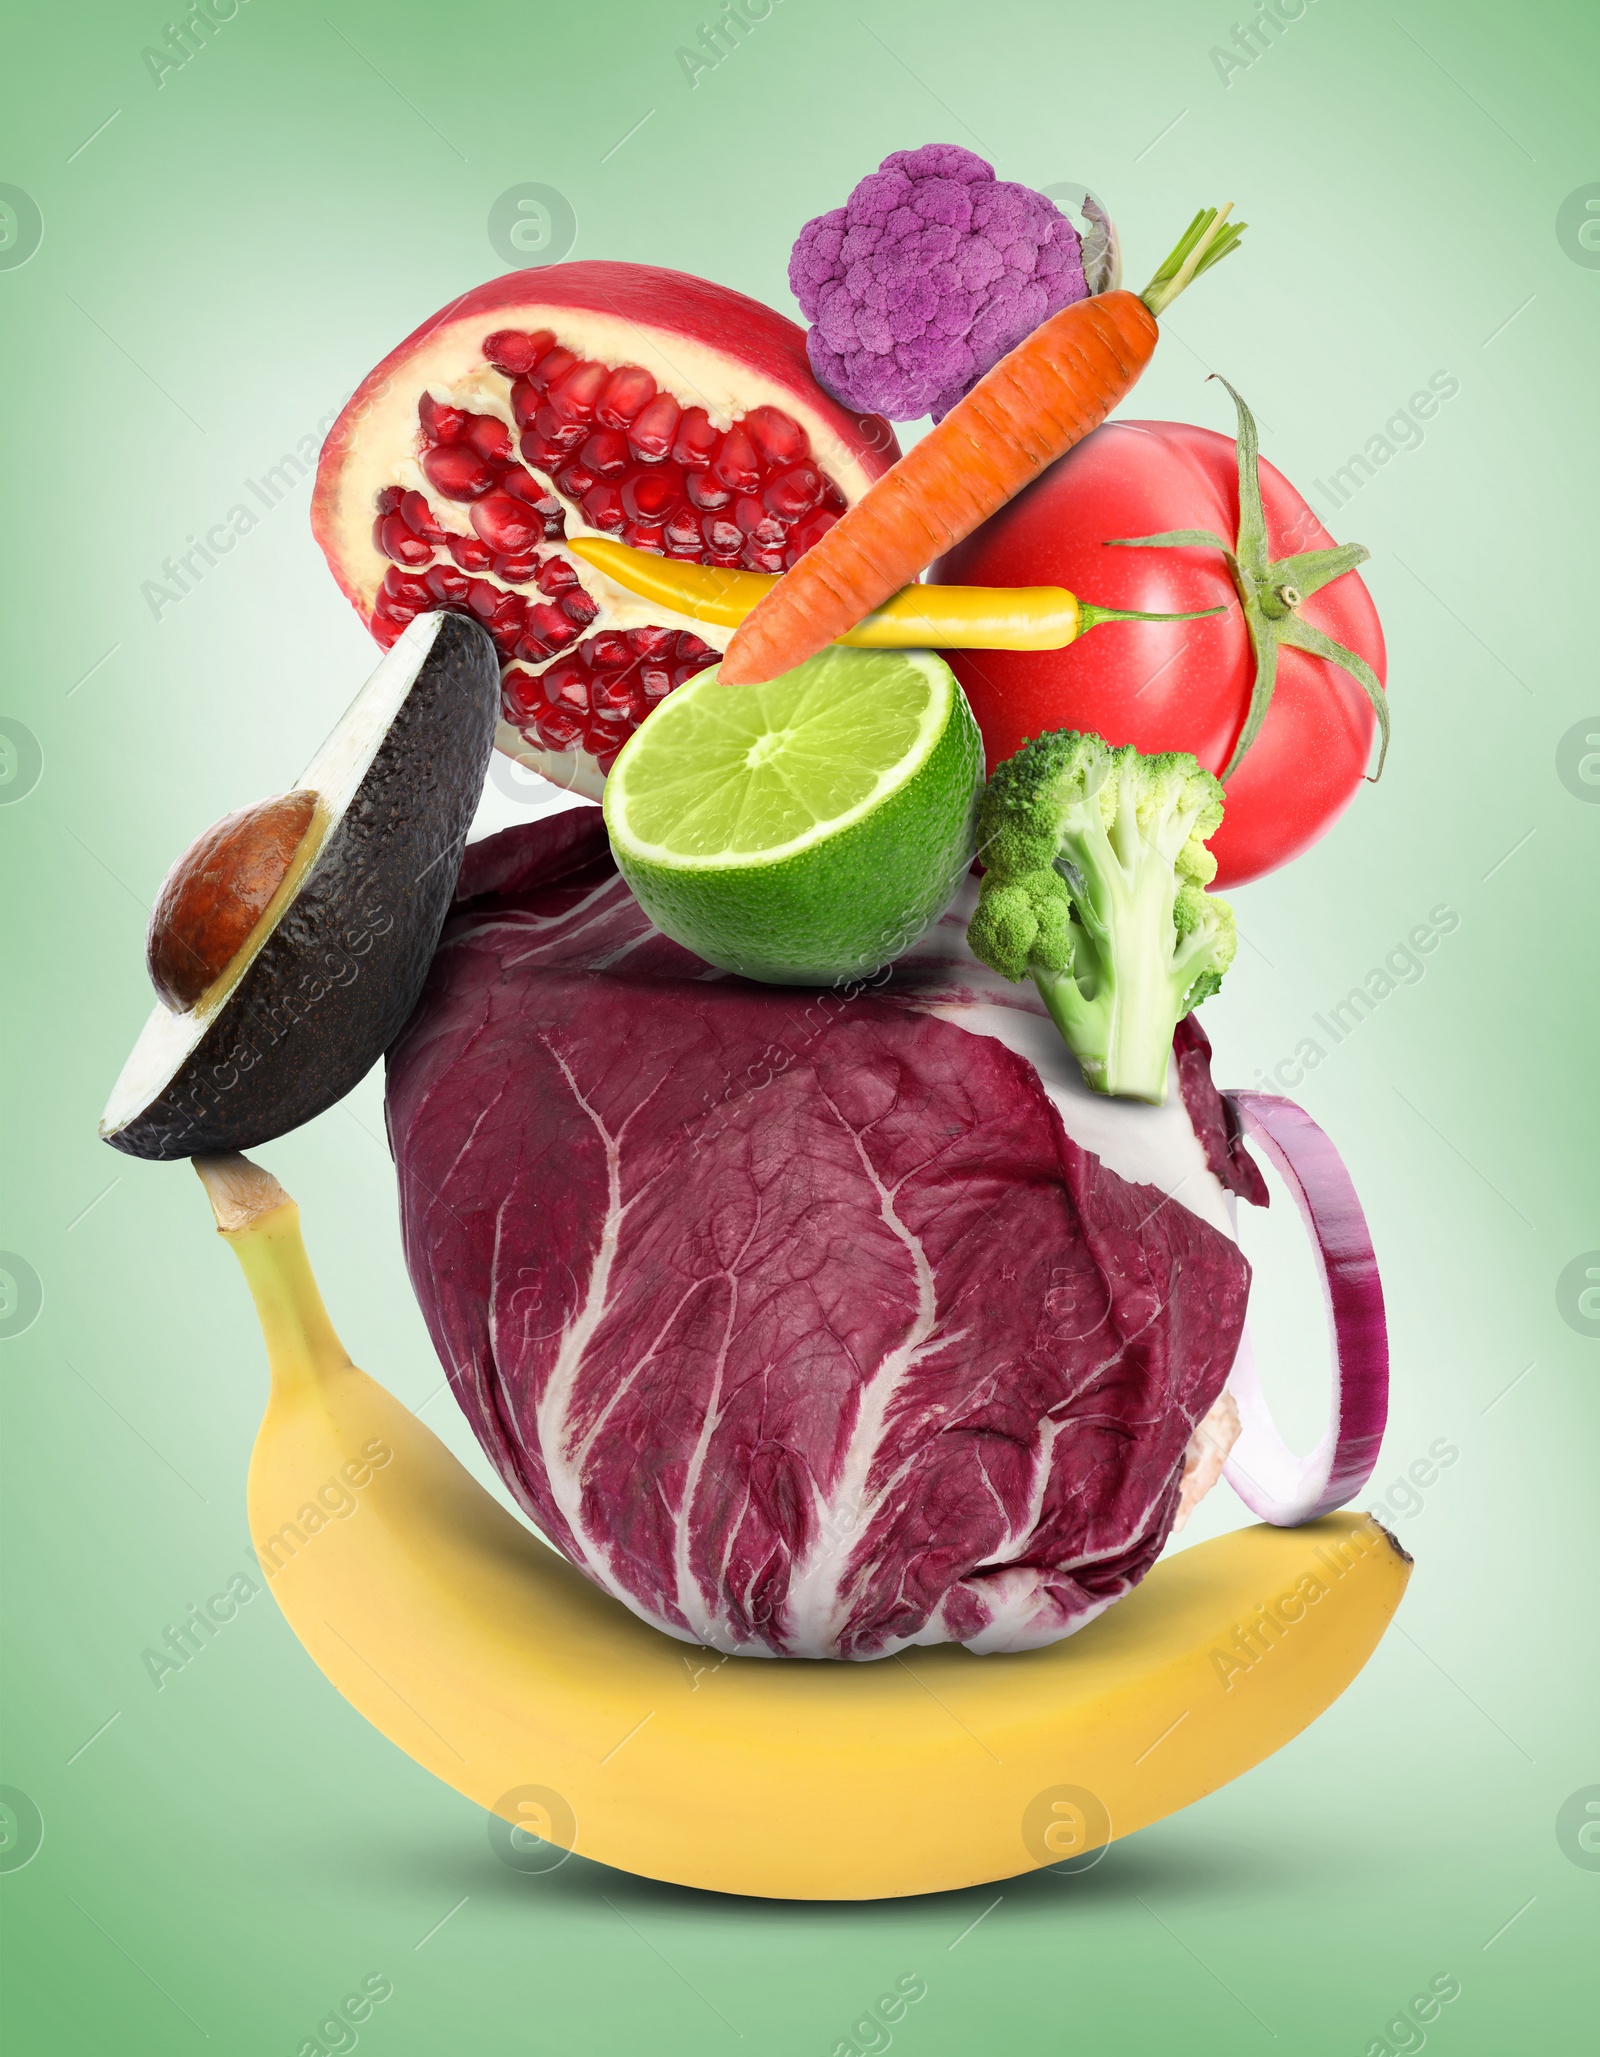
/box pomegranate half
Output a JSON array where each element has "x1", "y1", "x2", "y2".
[{"x1": 312, "y1": 261, "x2": 899, "y2": 798}]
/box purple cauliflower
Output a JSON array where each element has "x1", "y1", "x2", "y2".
[{"x1": 789, "y1": 144, "x2": 1102, "y2": 423}]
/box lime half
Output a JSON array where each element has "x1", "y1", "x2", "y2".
[{"x1": 603, "y1": 646, "x2": 982, "y2": 984}]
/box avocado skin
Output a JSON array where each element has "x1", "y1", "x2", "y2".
[{"x1": 109, "y1": 614, "x2": 500, "y2": 1161}]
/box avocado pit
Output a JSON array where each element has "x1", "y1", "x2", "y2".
[{"x1": 148, "y1": 790, "x2": 321, "y2": 1013}]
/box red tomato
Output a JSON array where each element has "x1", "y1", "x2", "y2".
[{"x1": 934, "y1": 419, "x2": 1387, "y2": 886}]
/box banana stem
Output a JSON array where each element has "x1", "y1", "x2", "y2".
[{"x1": 195, "y1": 1154, "x2": 350, "y2": 1391}]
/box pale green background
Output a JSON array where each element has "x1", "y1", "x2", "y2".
[{"x1": 2, "y1": 0, "x2": 1595, "y2": 2050}]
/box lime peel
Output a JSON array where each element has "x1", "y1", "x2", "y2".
[{"x1": 602, "y1": 646, "x2": 983, "y2": 986}]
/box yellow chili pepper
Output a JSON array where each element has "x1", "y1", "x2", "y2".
[{"x1": 567, "y1": 537, "x2": 1114, "y2": 651}]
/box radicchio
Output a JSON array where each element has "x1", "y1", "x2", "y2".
[{"x1": 386, "y1": 810, "x2": 1260, "y2": 1660}]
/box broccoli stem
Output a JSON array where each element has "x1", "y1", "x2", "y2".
[
  {"x1": 1033, "y1": 877, "x2": 1184, "y2": 1103},
  {"x1": 1028, "y1": 777, "x2": 1196, "y2": 1103}
]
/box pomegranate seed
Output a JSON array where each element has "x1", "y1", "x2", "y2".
[
  {"x1": 483, "y1": 330, "x2": 541, "y2": 377},
  {"x1": 376, "y1": 485, "x2": 405, "y2": 516},
  {"x1": 580, "y1": 429, "x2": 630, "y2": 481},
  {"x1": 711, "y1": 425, "x2": 761, "y2": 493},
  {"x1": 532, "y1": 404, "x2": 587, "y2": 454},
  {"x1": 786, "y1": 507, "x2": 839, "y2": 555},
  {"x1": 676, "y1": 632, "x2": 717, "y2": 661},
  {"x1": 446, "y1": 531, "x2": 494, "y2": 571},
  {"x1": 762, "y1": 463, "x2": 823, "y2": 520},
  {"x1": 561, "y1": 590, "x2": 599, "y2": 627},
  {"x1": 471, "y1": 491, "x2": 540, "y2": 555},
  {"x1": 525, "y1": 600, "x2": 578, "y2": 649},
  {"x1": 822, "y1": 482, "x2": 847, "y2": 513},
  {"x1": 640, "y1": 665, "x2": 673, "y2": 701},
  {"x1": 595, "y1": 365, "x2": 657, "y2": 429},
  {"x1": 621, "y1": 466, "x2": 684, "y2": 524},
  {"x1": 556, "y1": 462, "x2": 596, "y2": 502},
  {"x1": 497, "y1": 474, "x2": 565, "y2": 534},
  {"x1": 493, "y1": 553, "x2": 538, "y2": 583},
  {"x1": 387, "y1": 570, "x2": 432, "y2": 605},
  {"x1": 536, "y1": 557, "x2": 579, "y2": 593},
  {"x1": 543, "y1": 660, "x2": 589, "y2": 710},
  {"x1": 685, "y1": 470, "x2": 731, "y2": 512},
  {"x1": 702, "y1": 514, "x2": 742, "y2": 555},
  {"x1": 743, "y1": 405, "x2": 810, "y2": 469},
  {"x1": 528, "y1": 345, "x2": 576, "y2": 393},
  {"x1": 549, "y1": 360, "x2": 607, "y2": 425},
  {"x1": 588, "y1": 632, "x2": 632, "y2": 669},
  {"x1": 534, "y1": 707, "x2": 586, "y2": 751},
  {"x1": 510, "y1": 378, "x2": 543, "y2": 429},
  {"x1": 500, "y1": 665, "x2": 543, "y2": 720},
  {"x1": 663, "y1": 507, "x2": 702, "y2": 552},
  {"x1": 627, "y1": 393, "x2": 681, "y2": 462},
  {"x1": 371, "y1": 615, "x2": 404, "y2": 649},
  {"x1": 742, "y1": 542, "x2": 787, "y2": 574},
  {"x1": 376, "y1": 514, "x2": 430, "y2": 565},
  {"x1": 466, "y1": 415, "x2": 512, "y2": 463},
  {"x1": 419, "y1": 393, "x2": 467, "y2": 443},
  {"x1": 422, "y1": 444, "x2": 499, "y2": 501},
  {"x1": 671, "y1": 407, "x2": 719, "y2": 470},
  {"x1": 732, "y1": 494, "x2": 767, "y2": 538},
  {"x1": 631, "y1": 625, "x2": 678, "y2": 658},
  {"x1": 399, "y1": 489, "x2": 446, "y2": 542},
  {"x1": 591, "y1": 669, "x2": 635, "y2": 718},
  {"x1": 622, "y1": 525, "x2": 666, "y2": 554},
  {"x1": 516, "y1": 628, "x2": 551, "y2": 662},
  {"x1": 581, "y1": 483, "x2": 627, "y2": 532},
  {"x1": 587, "y1": 726, "x2": 630, "y2": 768},
  {"x1": 521, "y1": 429, "x2": 573, "y2": 471},
  {"x1": 425, "y1": 564, "x2": 471, "y2": 604}
]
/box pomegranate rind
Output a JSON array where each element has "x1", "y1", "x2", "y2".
[{"x1": 312, "y1": 263, "x2": 898, "y2": 798}]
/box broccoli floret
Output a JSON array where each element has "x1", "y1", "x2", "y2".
[{"x1": 968, "y1": 730, "x2": 1236, "y2": 1104}]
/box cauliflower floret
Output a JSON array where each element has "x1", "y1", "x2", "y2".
[{"x1": 788, "y1": 143, "x2": 1090, "y2": 422}]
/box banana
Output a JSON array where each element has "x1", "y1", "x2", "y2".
[{"x1": 200, "y1": 1152, "x2": 1411, "y2": 1902}]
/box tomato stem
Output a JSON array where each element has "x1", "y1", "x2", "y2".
[{"x1": 1105, "y1": 378, "x2": 1389, "y2": 783}]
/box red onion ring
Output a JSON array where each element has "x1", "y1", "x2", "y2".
[{"x1": 1220, "y1": 1092, "x2": 1388, "y2": 1525}]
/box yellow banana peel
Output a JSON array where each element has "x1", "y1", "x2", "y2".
[{"x1": 202, "y1": 1153, "x2": 1410, "y2": 1901}]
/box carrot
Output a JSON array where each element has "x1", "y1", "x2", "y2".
[{"x1": 718, "y1": 205, "x2": 1245, "y2": 688}]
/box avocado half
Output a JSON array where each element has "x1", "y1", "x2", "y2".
[{"x1": 101, "y1": 612, "x2": 499, "y2": 1161}]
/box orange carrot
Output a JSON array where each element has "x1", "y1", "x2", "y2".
[{"x1": 719, "y1": 205, "x2": 1245, "y2": 688}]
